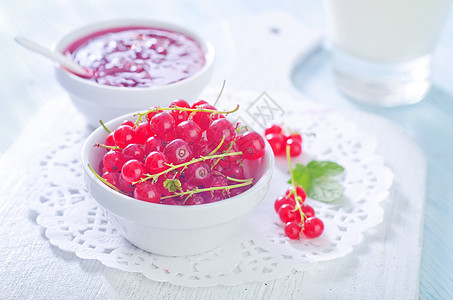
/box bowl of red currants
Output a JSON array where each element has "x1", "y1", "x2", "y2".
[
  {"x1": 55, "y1": 19, "x2": 214, "y2": 128},
  {"x1": 81, "y1": 99, "x2": 274, "y2": 256}
]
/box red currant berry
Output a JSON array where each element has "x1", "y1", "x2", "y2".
[
  {"x1": 236, "y1": 131, "x2": 266, "y2": 160},
  {"x1": 206, "y1": 118, "x2": 236, "y2": 148},
  {"x1": 285, "y1": 185, "x2": 307, "y2": 203},
  {"x1": 181, "y1": 180, "x2": 197, "y2": 192},
  {"x1": 301, "y1": 204, "x2": 315, "y2": 218},
  {"x1": 134, "y1": 122, "x2": 153, "y2": 144},
  {"x1": 192, "y1": 103, "x2": 216, "y2": 131},
  {"x1": 146, "y1": 106, "x2": 161, "y2": 121},
  {"x1": 145, "y1": 151, "x2": 169, "y2": 174},
  {"x1": 170, "y1": 109, "x2": 189, "y2": 125},
  {"x1": 303, "y1": 217, "x2": 324, "y2": 238},
  {"x1": 121, "y1": 120, "x2": 135, "y2": 127},
  {"x1": 118, "y1": 174, "x2": 134, "y2": 193},
  {"x1": 195, "y1": 138, "x2": 216, "y2": 158},
  {"x1": 278, "y1": 204, "x2": 300, "y2": 223},
  {"x1": 284, "y1": 222, "x2": 302, "y2": 240},
  {"x1": 184, "y1": 162, "x2": 212, "y2": 186},
  {"x1": 224, "y1": 165, "x2": 245, "y2": 180},
  {"x1": 176, "y1": 120, "x2": 202, "y2": 143},
  {"x1": 102, "y1": 150, "x2": 125, "y2": 172},
  {"x1": 170, "y1": 99, "x2": 191, "y2": 108},
  {"x1": 133, "y1": 181, "x2": 161, "y2": 203},
  {"x1": 264, "y1": 124, "x2": 283, "y2": 135},
  {"x1": 113, "y1": 125, "x2": 136, "y2": 148},
  {"x1": 286, "y1": 138, "x2": 302, "y2": 157},
  {"x1": 163, "y1": 139, "x2": 194, "y2": 164},
  {"x1": 274, "y1": 195, "x2": 296, "y2": 213},
  {"x1": 102, "y1": 171, "x2": 119, "y2": 188},
  {"x1": 121, "y1": 159, "x2": 147, "y2": 184},
  {"x1": 265, "y1": 133, "x2": 285, "y2": 156},
  {"x1": 289, "y1": 133, "x2": 302, "y2": 144},
  {"x1": 191, "y1": 99, "x2": 209, "y2": 108},
  {"x1": 150, "y1": 112, "x2": 176, "y2": 138},
  {"x1": 144, "y1": 136, "x2": 166, "y2": 155},
  {"x1": 122, "y1": 143, "x2": 145, "y2": 162},
  {"x1": 105, "y1": 132, "x2": 115, "y2": 147}
]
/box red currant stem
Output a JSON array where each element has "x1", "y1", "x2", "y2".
[
  {"x1": 99, "y1": 120, "x2": 111, "y2": 133},
  {"x1": 162, "y1": 180, "x2": 253, "y2": 202},
  {"x1": 134, "y1": 117, "x2": 141, "y2": 125},
  {"x1": 225, "y1": 176, "x2": 253, "y2": 183},
  {"x1": 171, "y1": 172, "x2": 178, "y2": 180},
  {"x1": 87, "y1": 163, "x2": 123, "y2": 194},
  {"x1": 94, "y1": 143, "x2": 122, "y2": 151},
  {"x1": 286, "y1": 145, "x2": 306, "y2": 224},
  {"x1": 286, "y1": 145, "x2": 297, "y2": 190},
  {"x1": 182, "y1": 192, "x2": 194, "y2": 204},
  {"x1": 213, "y1": 79, "x2": 226, "y2": 107},
  {"x1": 134, "y1": 151, "x2": 244, "y2": 185},
  {"x1": 208, "y1": 135, "x2": 226, "y2": 156},
  {"x1": 136, "y1": 104, "x2": 240, "y2": 122}
]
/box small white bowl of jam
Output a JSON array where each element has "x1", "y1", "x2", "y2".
[{"x1": 54, "y1": 19, "x2": 214, "y2": 127}]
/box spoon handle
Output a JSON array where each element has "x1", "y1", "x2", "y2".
[{"x1": 15, "y1": 36, "x2": 91, "y2": 77}]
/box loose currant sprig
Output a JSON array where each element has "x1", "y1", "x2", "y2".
[
  {"x1": 274, "y1": 145, "x2": 324, "y2": 239},
  {"x1": 286, "y1": 145, "x2": 306, "y2": 225}
]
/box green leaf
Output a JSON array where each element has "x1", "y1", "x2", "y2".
[
  {"x1": 306, "y1": 161, "x2": 344, "y2": 177},
  {"x1": 308, "y1": 177, "x2": 344, "y2": 202},
  {"x1": 290, "y1": 164, "x2": 312, "y2": 191},
  {"x1": 163, "y1": 178, "x2": 182, "y2": 192},
  {"x1": 289, "y1": 160, "x2": 345, "y2": 203}
]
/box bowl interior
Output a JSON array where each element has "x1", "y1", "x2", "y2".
[{"x1": 54, "y1": 19, "x2": 215, "y2": 91}]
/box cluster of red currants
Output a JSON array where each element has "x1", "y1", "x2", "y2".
[
  {"x1": 264, "y1": 124, "x2": 302, "y2": 157},
  {"x1": 275, "y1": 185, "x2": 324, "y2": 239},
  {"x1": 98, "y1": 99, "x2": 266, "y2": 205}
]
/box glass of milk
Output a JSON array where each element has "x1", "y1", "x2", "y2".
[{"x1": 323, "y1": 0, "x2": 452, "y2": 106}]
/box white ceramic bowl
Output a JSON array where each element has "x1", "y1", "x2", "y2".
[
  {"x1": 54, "y1": 19, "x2": 214, "y2": 128},
  {"x1": 81, "y1": 112, "x2": 274, "y2": 256}
]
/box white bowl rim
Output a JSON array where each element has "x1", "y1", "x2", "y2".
[
  {"x1": 54, "y1": 18, "x2": 215, "y2": 92},
  {"x1": 81, "y1": 111, "x2": 275, "y2": 214}
]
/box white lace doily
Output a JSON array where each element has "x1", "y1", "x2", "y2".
[{"x1": 26, "y1": 90, "x2": 393, "y2": 287}]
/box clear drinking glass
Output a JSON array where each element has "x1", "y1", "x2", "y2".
[{"x1": 323, "y1": 0, "x2": 452, "y2": 106}]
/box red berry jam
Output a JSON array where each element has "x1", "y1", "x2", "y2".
[{"x1": 64, "y1": 26, "x2": 206, "y2": 87}]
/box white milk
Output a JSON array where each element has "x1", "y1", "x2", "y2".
[{"x1": 324, "y1": 0, "x2": 452, "y2": 63}]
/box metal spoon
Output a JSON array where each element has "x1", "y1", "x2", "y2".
[{"x1": 14, "y1": 36, "x2": 92, "y2": 78}]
